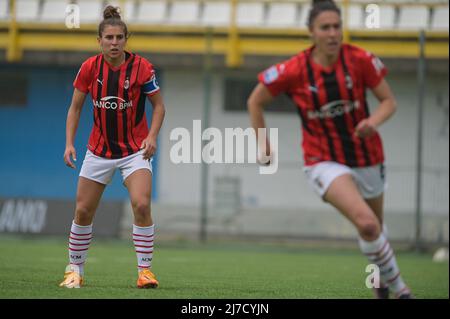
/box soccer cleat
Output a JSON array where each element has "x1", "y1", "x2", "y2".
[
  {"x1": 137, "y1": 268, "x2": 159, "y2": 289},
  {"x1": 59, "y1": 271, "x2": 83, "y2": 288},
  {"x1": 395, "y1": 287, "x2": 414, "y2": 299},
  {"x1": 59, "y1": 265, "x2": 83, "y2": 288},
  {"x1": 373, "y1": 287, "x2": 390, "y2": 299},
  {"x1": 397, "y1": 292, "x2": 415, "y2": 299}
]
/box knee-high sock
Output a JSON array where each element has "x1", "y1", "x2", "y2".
[
  {"x1": 68, "y1": 221, "x2": 93, "y2": 276},
  {"x1": 133, "y1": 224, "x2": 154, "y2": 272},
  {"x1": 359, "y1": 233, "x2": 410, "y2": 297}
]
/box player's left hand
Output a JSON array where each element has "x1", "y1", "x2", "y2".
[
  {"x1": 354, "y1": 119, "x2": 377, "y2": 138},
  {"x1": 140, "y1": 136, "x2": 157, "y2": 160},
  {"x1": 257, "y1": 150, "x2": 275, "y2": 166}
]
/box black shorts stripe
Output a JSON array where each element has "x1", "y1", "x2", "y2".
[
  {"x1": 105, "y1": 69, "x2": 123, "y2": 159},
  {"x1": 122, "y1": 54, "x2": 136, "y2": 155},
  {"x1": 321, "y1": 70, "x2": 358, "y2": 166},
  {"x1": 340, "y1": 52, "x2": 371, "y2": 166},
  {"x1": 306, "y1": 53, "x2": 336, "y2": 161}
]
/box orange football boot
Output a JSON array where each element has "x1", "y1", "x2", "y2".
[{"x1": 137, "y1": 268, "x2": 159, "y2": 289}]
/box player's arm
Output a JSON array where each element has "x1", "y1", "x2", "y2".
[
  {"x1": 140, "y1": 91, "x2": 166, "y2": 160},
  {"x1": 247, "y1": 82, "x2": 274, "y2": 159},
  {"x1": 64, "y1": 88, "x2": 87, "y2": 168},
  {"x1": 355, "y1": 79, "x2": 397, "y2": 138}
]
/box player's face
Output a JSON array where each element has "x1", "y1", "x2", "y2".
[
  {"x1": 98, "y1": 25, "x2": 127, "y2": 61},
  {"x1": 309, "y1": 11, "x2": 342, "y2": 57}
]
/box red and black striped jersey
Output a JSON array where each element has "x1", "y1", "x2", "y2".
[
  {"x1": 73, "y1": 51, "x2": 160, "y2": 159},
  {"x1": 258, "y1": 44, "x2": 387, "y2": 167}
]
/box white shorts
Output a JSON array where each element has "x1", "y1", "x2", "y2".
[
  {"x1": 79, "y1": 149, "x2": 153, "y2": 185},
  {"x1": 303, "y1": 161, "x2": 386, "y2": 199}
]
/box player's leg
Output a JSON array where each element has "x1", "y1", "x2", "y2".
[
  {"x1": 324, "y1": 175, "x2": 388, "y2": 298},
  {"x1": 364, "y1": 194, "x2": 412, "y2": 298},
  {"x1": 125, "y1": 168, "x2": 153, "y2": 226},
  {"x1": 365, "y1": 195, "x2": 390, "y2": 243},
  {"x1": 60, "y1": 177, "x2": 106, "y2": 288},
  {"x1": 324, "y1": 176, "x2": 411, "y2": 298},
  {"x1": 124, "y1": 167, "x2": 158, "y2": 288},
  {"x1": 366, "y1": 195, "x2": 384, "y2": 225},
  {"x1": 60, "y1": 150, "x2": 113, "y2": 288},
  {"x1": 363, "y1": 194, "x2": 389, "y2": 298},
  {"x1": 305, "y1": 163, "x2": 386, "y2": 298},
  {"x1": 324, "y1": 174, "x2": 381, "y2": 241},
  {"x1": 74, "y1": 176, "x2": 106, "y2": 225}
]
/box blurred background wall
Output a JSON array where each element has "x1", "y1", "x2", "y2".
[{"x1": 0, "y1": 0, "x2": 448, "y2": 246}]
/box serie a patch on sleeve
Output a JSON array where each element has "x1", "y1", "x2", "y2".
[
  {"x1": 143, "y1": 74, "x2": 160, "y2": 94},
  {"x1": 263, "y1": 66, "x2": 279, "y2": 84}
]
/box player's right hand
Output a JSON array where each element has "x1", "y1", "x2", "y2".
[{"x1": 64, "y1": 145, "x2": 77, "y2": 169}]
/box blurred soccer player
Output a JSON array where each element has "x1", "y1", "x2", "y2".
[
  {"x1": 60, "y1": 6, "x2": 165, "y2": 289},
  {"x1": 247, "y1": 0, "x2": 412, "y2": 299}
]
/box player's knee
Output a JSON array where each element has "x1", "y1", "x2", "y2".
[
  {"x1": 356, "y1": 216, "x2": 381, "y2": 241},
  {"x1": 132, "y1": 200, "x2": 150, "y2": 216},
  {"x1": 74, "y1": 205, "x2": 94, "y2": 224}
]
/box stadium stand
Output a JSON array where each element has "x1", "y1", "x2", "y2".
[
  {"x1": 0, "y1": 0, "x2": 448, "y2": 32},
  {"x1": 377, "y1": 4, "x2": 397, "y2": 29},
  {"x1": 40, "y1": 0, "x2": 69, "y2": 22},
  {"x1": 0, "y1": 0, "x2": 8, "y2": 20},
  {"x1": 135, "y1": 0, "x2": 167, "y2": 24},
  {"x1": 77, "y1": 0, "x2": 102, "y2": 24},
  {"x1": 345, "y1": 4, "x2": 364, "y2": 29},
  {"x1": 202, "y1": 1, "x2": 231, "y2": 26},
  {"x1": 16, "y1": 0, "x2": 40, "y2": 21},
  {"x1": 236, "y1": 2, "x2": 265, "y2": 27},
  {"x1": 167, "y1": 1, "x2": 200, "y2": 25},
  {"x1": 431, "y1": 4, "x2": 449, "y2": 31},
  {"x1": 398, "y1": 5, "x2": 430, "y2": 29},
  {"x1": 0, "y1": 1, "x2": 448, "y2": 64},
  {"x1": 298, "y1": 3, "x2": 312, "y2": 28},
  {"x1": 266, "y1": 2, "x2": 299, "y2": 28}
]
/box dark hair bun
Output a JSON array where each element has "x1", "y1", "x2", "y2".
[
  {"x1": 312, "y1": 0, "x2": 335, "y2": 6},
  {"x1": 103, "y1": 5, "x2": 121, "y2": 20}
]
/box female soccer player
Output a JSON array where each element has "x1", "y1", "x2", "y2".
[
  {"x1": 59, "y1": 6, "x2": 165, "y2": 289},
  {"x1": 247, "y1": 0, "x2": 412, "y2": 298}
]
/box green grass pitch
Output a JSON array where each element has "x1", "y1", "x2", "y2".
[{"x1": 0, "y1": 236, "x2": 448, "y2": 299}]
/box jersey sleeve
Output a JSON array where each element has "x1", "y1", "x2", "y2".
[
  {"x1": 257, "y1": 57, "x2": 297, "y2": 97},
  {"x1": 139, "y1": 58, "x2": 160, "y2": 96},
  {"x1": 73, "y1": 58, "x2": 94, "y2": 94},
  {"x1": 360, "y1": 51, "x2": 388, "y2": 89}
]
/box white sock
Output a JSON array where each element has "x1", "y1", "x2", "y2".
[
  {"x1": 382, "y1": 223, "x2": 389, "y2": 239},
  {"x1": 68, "y1": 221, "x2": 93, "y2": 276},
  {"x1": 133, "y1": 224, "x2": 154, "y2": 273},
  {"x1": 358, "y1": 233, "x2": 410, "y2": 297},
  {"x1": 379, "y1": 224, "x2": 388, "y2": 288}
]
